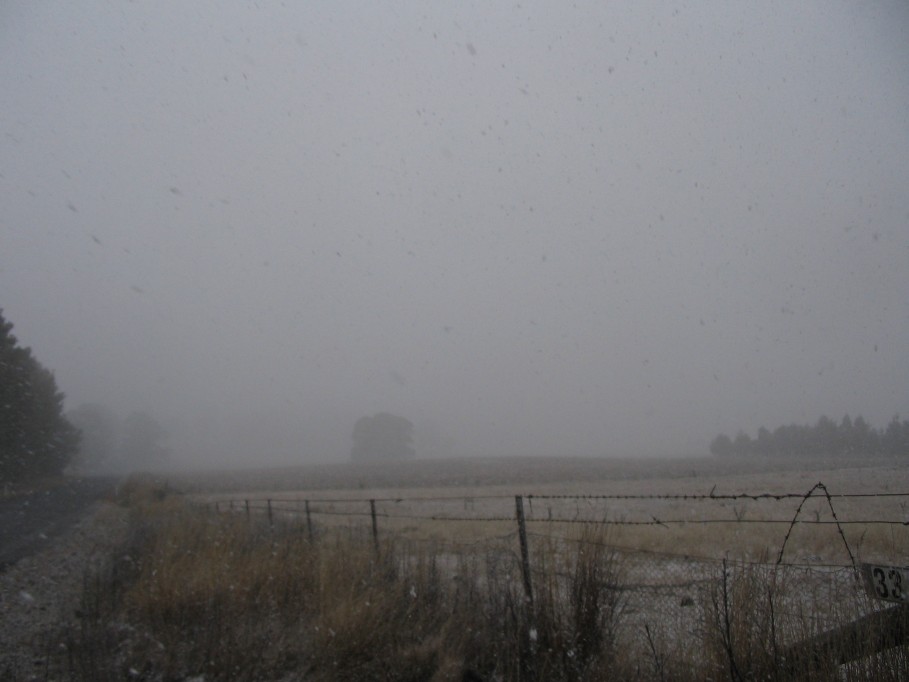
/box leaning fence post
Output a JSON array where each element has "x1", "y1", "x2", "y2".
[
  {"x1": 305, "y1": 500, "x2": 314, "y2": 542},
  {"x1": 515, "y1": 495, "x2": 534, "y2": 608},
  {"x1": 370, "y1": 499, "x2": 379, "y2": 555}
]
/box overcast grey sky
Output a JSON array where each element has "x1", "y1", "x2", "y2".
[{"x1": 2, "y1": 1, "x2": 908, "y2": 466}]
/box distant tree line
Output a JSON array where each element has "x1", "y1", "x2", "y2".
[
  {"x1": 0, "y1": 308, "x2": 171, "y2": 484},
  {"x1": 67, "y1": 403, "x2": 171, "y2": 474},
  {"x1": 0, "y1": 309, "x2": 80, "y2": 483},
  {"x1": 710, "y1": 414, "x2": 909, "y2": 458}
]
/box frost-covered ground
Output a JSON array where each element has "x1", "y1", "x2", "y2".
[
  {"x1": 0, "y1": 477, "x2": 117, "y2": 570},
  {"x1": 172, "y1": 454, "x2": 907, "y2": 496},
  {"x1": 180, "y1": 455, "x2": 909, "y2": 564},
  {"x1": 0, "y1": 502, "x2": 127, "y2": 680}
]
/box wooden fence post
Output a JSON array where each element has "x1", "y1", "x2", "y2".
[
  {"x1": 783, "y1": 603, "x2": 909, "y2": 672},
  {"x1": 245, "y1": 499, "x2": 250, "y2": 521},
  {"x1": 515, "y1": 495, "x2": 534, "y2": 608},
  {"x1": 267, "y1": 499, "x2": 273, "y2": 527},
  {"x1": 305, "y1": 500, "x2": 314, "y2": 542},
  {"x1": 515, "y1": 495, "x2": 536, "y2": 679},
  {"x1": 370, "y1": 499, "x2": 379, "y2": 555}
]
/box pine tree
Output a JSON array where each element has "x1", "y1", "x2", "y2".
[{"x1": 0, "y1": 309, "x2": 80, "y2": 482}]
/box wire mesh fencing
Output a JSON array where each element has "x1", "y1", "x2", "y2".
[{"x1": 205, "y1": 482, "x2": 909, "y2": 672}]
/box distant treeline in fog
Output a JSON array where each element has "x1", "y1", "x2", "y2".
[{"x1": 710, "y1": 414, "x2": 909, "y2": 458}]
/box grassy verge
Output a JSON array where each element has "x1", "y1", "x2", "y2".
[{"x1": 58, "y1": 478, "x2": 909, "y2": 681}]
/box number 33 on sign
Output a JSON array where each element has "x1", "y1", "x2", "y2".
[{"x1": 861, "y1": 564, "x2": 909, "y2": 603}]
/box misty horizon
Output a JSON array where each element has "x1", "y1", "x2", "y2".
[{"x1": 2, "y1": 1, "x2": 907, "y2": 470}]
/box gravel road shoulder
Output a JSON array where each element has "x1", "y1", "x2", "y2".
[
  {"x1": 0, "y1": 501, "x2": 128, "y2": 681},
  {"x1": 0, "y1": 478, "x2": 118, "y2": 571}
]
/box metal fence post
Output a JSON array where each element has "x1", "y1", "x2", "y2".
[{"x1": 370, "y1": 499, "x2": 379, "y2": 555}]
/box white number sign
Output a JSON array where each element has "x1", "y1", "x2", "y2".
[{"x1": 861, "y1": 563, "x2": 909, "y2": 603}]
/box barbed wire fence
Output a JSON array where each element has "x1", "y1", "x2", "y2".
[{"x1": 205, "y1": 482, "x2": 909, "y2": 666}]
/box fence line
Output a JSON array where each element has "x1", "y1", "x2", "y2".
[
  {"x1": 201, "y1": 483, "x2": 909, "y2": 672},
  {"x1": 526, "y1": 491, "x2": 909, "y2": 501},
  {"x1": 776, "y1": 481, "x2": 857, "y2": 566},
  {"x1": 205, "y1": 480, "x2": 908, "y2": 570},
  {"x1": 215, "y1": 504, "x2": 909, "y2": 528},
  {"x1": 254, "y1": 492, "x2": 517, "y2": 505}
]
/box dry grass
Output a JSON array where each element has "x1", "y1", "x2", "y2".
[
  {"x1": 693, "y1": 559, "x2": 909, "y2": 682},
  {"x1": 57, "y1": 470, "x2": 909, "y2": 681},
  {"x1": 62, "y1": 480, "x2": 632, "y2": 681}
]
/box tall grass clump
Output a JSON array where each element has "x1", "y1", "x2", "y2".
[
  {"x1": 693, "y1": 559, "x2": 909, "y2": 682},
  {"x1": 522, "y1": 526, "x2": 626, "y2": 680},
  {"x1": 59, "y1": 485, "x2": 632, "y2": 681}
]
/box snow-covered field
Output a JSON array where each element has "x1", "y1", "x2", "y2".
[{"x1": 177, "y1": 454, "x2": 909, "y2": 564}]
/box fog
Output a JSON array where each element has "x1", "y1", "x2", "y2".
[{"x1": 2, "y1": 1, "x2": 907, "y2": 468}]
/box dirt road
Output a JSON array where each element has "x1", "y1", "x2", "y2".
[{"x1": 0, "y1": 477, "x2": 117, "y2": 571}]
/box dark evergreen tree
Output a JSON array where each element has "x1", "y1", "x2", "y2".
[
  {"x1": 709, "y1": 433, "x2": 733, "y2": 457},
  {"x1": 851, "y1": 415, "x2": 879, "y2": 455},
  {"x1": 711, "y1": 413, "x2": 902, "y2": 458},
  {"x1": 732, "y1": 430, "x2": 753, "y2": 456},
  {"x1": 0, "y1": 309, "x2": 80, "y2": 482},
  {"x1": 839, "y1": 414, "x2": 855, "y2": 455},
  {"x1": 814, "y1": 415, "x2": 838, "y2": 455},
  {"x1": 772, "y1": 425, "x2": 796, "y2": 456},
  {"x1": 882, "y1": 416, "x2": 909, "y2": 457},
  {"x1": 755, "y1": 426, "x2": 774, "y2": 456}
]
